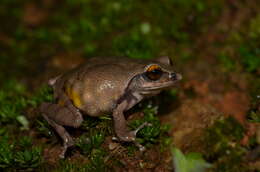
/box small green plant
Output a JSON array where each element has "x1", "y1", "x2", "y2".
[
  {"x1": 75, "y1": 115, "x2": 111, "y2": 156},
  {"x1": 84, "y1": 149, "x2": 109, "y2": 172},
  {"x1": 14, "y1": 147, "x2": 42, "y2": 169},
  {"x1": 0, "y1": 81, "x2": 45, "y2": 170},
  {"x1": 19, "y1": 136, "x2": 33, "y2": 149},
  {"x1": 218, "y1": 53, "x2": 236, "y2": 71},
  {"x1": 55, "y1": 160, "x2": 85, "y2": 172},
  {"x1": 249, "y1": 14, "x2": 260, "y2": 39},
  {"x1": 76, "y1": 130, "x2": 105, "y2": 155},
  {"x1": 0, "y1": 80, "x2": 28, "y2": 125},
  {"x1": 0, "y1": 135, "x2": 14, "y2": 169},
  {"x1": 172, "y1": 147, "x2": 211, "y2": 172},
  {"x1": 248, "y1": 111, "x2": 260, "y2": 123},
  {"x1": 55, "y1": 148, "x2": 109, "y2": 172},
  {"x1": 80, "y1": 116, "x2": 103, "y2": 131},
  {"x1": 239, "y1": 46, "x2": 260, "y2": 73},
  {"x1": 0, "y1": 134, "x2": 42, "y2": 170},
  {"x1": 57, "y1": 161, "x2": 79, "y2": 172}
]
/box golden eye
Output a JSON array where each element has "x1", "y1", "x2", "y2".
[{"x1": 145, "y1": 65, "x2": 163, "y2": 81}]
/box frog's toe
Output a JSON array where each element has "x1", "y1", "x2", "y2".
[
  {"x1": 134, "y1": 142, "x2": 146, "y2": 152},
  {"x1": 117, "y1": 134, "x2": 136, "y2": 142},
  {"x1": 59, "y1": 150, "x2": 66, "y2": 159},
  {"x1": 116, "y1": 122, "x2": 152, "y2": 142},
  {"x1": 59, "y1": 138, "x2": 75, "y2": 158},
  {"x1": 114, "y1": 132, "x2": 147, "y2": 152},
  {"x1": 133, "y1": 122, "x2": 152, "y2": 136},
  {"x1": 59, "y1": 145, "x2": 68, "y2": 159},
  {"x1": 112, "y1": 136, "x2": 119, "y2": 141}
]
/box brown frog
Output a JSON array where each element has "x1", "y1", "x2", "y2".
[{"x1": 40, "y1": 56, "x2": 182, "y2": 158}]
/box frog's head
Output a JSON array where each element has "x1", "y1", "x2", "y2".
[{"x1": 130, "y1": 56, "x2": 182, "y2": 94}]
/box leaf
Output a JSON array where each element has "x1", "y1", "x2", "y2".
[
  {"x1": 16, "y1": 115, "x2": 29, "y2": 130},
  {"x1": 172, "y1": 147, "x2": 212, "y2": 172}
]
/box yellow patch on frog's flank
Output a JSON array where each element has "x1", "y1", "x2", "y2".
[
  {"x1": 71, "y1": 90, "x2": 82, "y2": 108},
  {"x1": 66, "y1": 86, "x2": 82, "y2": 108}
]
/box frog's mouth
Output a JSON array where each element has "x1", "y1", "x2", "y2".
[{"x1": 141, "y1": 81, "x2": 177, "y2": 91}]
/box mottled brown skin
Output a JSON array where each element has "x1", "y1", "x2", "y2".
[{"x1": 40, "y1": 56, "x2": 182, "y2": 158}]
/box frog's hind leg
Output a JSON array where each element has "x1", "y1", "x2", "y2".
[
  {"x1": 40, "y1": 102, "x2": 83, "y2": 158},
  {"x1": 42, "y1": 113, "x2": 74, "y2": 158}
]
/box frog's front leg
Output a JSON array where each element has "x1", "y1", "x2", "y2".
[
  {"x1": 39, "y1": 102, "x2": 83, "y2": 158},
  {"x1": 112, "y1": 93, "x2": 150, "y2": 151}
]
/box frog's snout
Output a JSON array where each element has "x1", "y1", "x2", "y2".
[{"x1": 169, "y1": 73, "x2": 182, "y2": 81}]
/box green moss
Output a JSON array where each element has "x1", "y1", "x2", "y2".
[
  {"x1": 54, "y1": 160, "x2": 84, "y2": 172},
  {"x1": 239, "y1": 46, "x2": 260, "y2": 73},
  {"x1": 0, "y1": 134, "x2": 42, "y2": 170},
  {"x1": 84, "y1": 149, "x2": 109, "y2": 172},
  {"x1": 0, "y1": 135, "x2": 14, "y2": 169},
  {"x1": 0, "y1": 81, "x2": 52, "y2": 170},
  {"x1": 55, "y1": 148, "x2": 109, "y2": 172},
  {"x1": 76, "y1": 130, "x2": 105, "y2": 155},
  {"x1": 249, "y1": 14, "x2": 260, "y2": 39},
  {"x1": 0, "y1": 81, "x2": 53, "y2": 126},
  {"x1": 0, "y1": 80, "x2": 28, "y2": 125},
  {"x1": 52, "y1": 116, "x2": 112, "y2": 171},
  {"x1": 247, "y1": 82, "x2": 260, "y2": 124},
  {"x1": 218, "y1": 53, "x2": 236, "y2": 71},
  {"x1": 217, "y1": 12, "x2": 260, "y2": 75},
  {"x1": 73, "y1": 114, "x2": 112, "y2": 156},
  {"x1": 204, "y1": 117, "x2": 248, "y2": 172},
  {"x1": 112, "y1": 32, "x2": 157, "y2": 59},
  {"x1": 218, "y1": 42, "x2": 260, "y2": 73},
  {"x1": 248, "y1": 77, "x2": 260, "y2": 106}
]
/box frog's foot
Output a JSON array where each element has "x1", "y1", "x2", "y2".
[
  {"x1": 60, "y1": 137, "x2": 75, "y2": 159},
  {"x1": 134, "y1": 141, "x2": 146, "y2": 152},
  {"x1": 113, "y1": 122, "x2": 152, "y2": 151},
  {"x1": 131, "y1": 122, "x2": 152, "y2": 151}
]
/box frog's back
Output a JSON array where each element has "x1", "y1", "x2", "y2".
[{"x1": 54, "y1": 57, "x2": 147, "y2": 116}]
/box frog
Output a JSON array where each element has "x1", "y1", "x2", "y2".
[{"x1": 39, "y1": 56, "x2": 182, "y2": 158}]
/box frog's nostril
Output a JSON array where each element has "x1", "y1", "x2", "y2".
[
  {"x1": 170, "y1": 73, "x2": 177, "y2": 80},
  {"x1": 170, "y1": 73, "x2": 182, "y2": 80}
]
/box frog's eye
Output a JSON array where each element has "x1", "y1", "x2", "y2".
[{"x1": 145, "y1": 65, "x2": 163, "y2": 81}]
